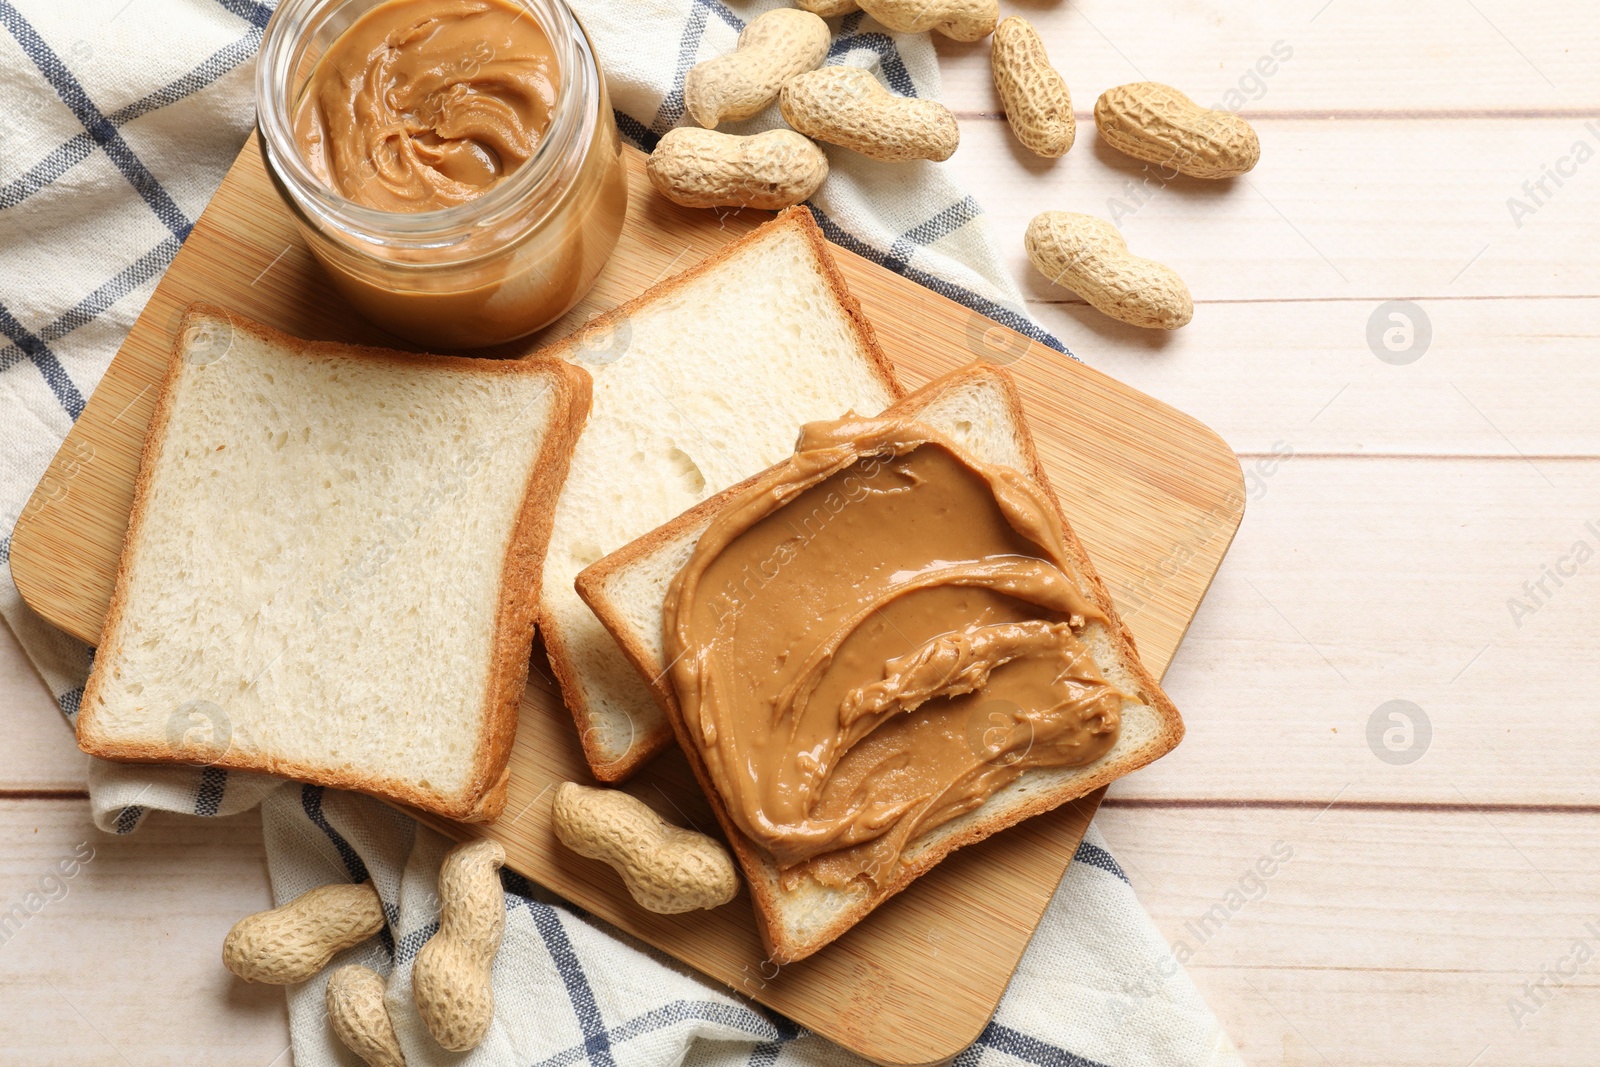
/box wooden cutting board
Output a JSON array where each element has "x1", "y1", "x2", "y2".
[{"x1": 10, "y1": 136, "x2": 1244, "y2": 1066}]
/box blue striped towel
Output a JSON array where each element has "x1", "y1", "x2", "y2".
[{"x1": 0, "y1": 0, "x2": 1241, "y2": 1062}]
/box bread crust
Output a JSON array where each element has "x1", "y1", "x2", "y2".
[
  {"x1": 535, "y1": 206, "x2": 903, "y2": 782},
  {"x1": 75, "y1": 304, "x2": 592, "y2": 823},
  {"x1": 576, "y1": 361, "x2": 1183, "y2": 961}
]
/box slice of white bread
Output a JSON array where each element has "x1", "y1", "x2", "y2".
[
  {"x1": 535, "y1": 207, "x2": 901, "y2": 781},
  {"x1": 77, "y1": 305, "x2": 591, "y2": 822},
  {"x1": 576, "y1": 362, "x2": 1184, "y2": 962}
]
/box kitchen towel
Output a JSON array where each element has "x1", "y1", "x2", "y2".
[{"x1": 0, "y1": 0, "x2": 1242, "y2": 1064}]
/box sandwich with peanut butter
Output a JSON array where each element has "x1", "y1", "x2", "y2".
[{"x1": 576, "y1": 363, "x2": 1183, "y2": 962}]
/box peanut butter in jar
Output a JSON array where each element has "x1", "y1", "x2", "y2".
[
  {"x1": 294, "y1": 0, "x2": 561, "y2": 213},
  {"x1": 257, "y1": 0, "x2": 628, "y2": 349}
]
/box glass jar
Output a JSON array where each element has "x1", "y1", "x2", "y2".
[{"x1": 255, "y1": 0, "x2": 628, "y2": 349}]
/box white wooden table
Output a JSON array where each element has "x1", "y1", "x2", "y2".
[{"x1": 4, "y1": 2, "x2": 1598, "y2": 1063}]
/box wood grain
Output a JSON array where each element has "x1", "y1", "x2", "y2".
[
  {"x1": 930, "y1": 0, "x2": 1600, "y2": 114},
  {"x1": 945, "y1": 117, "x2": 1600, "y2": 305},
  {"x1": 1122, "y1": 456, "x2": 1600, "y2": 805},
  {"x1": 5, "y1": 139, "x2": 1242, "y2": 1064},
  {"x1": 0, "y1": 802, "x2": 285, "y2": 1067},
  {"x1": 0, "y1": 625, "x2": 85, "y2": 793},
  {"x1": 1095, "y1": 803, "x2": 1600, "y2": 1067},
  {"x1": 1008, "y1": 297, "x2": 1600, "y2": 458}
]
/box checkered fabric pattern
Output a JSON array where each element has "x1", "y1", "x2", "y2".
[{"x1": 0, "y1": 0, "x2": 1242, "y2": 1063}]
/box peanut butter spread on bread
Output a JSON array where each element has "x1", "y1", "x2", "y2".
[{"x1": 663, "y1": 417, "x2": 1123, "y2": 891}]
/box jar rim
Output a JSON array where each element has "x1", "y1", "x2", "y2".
[{"x1": 255, "y1": 0, "x2": 601, "y2": 249}]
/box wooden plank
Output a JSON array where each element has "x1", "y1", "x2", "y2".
[
  {"x1": 1018, "y1": 296, "x2": 1600, "y2": 458},
  {"x1": 1113, "y1": 456, "x2": 1600, "y2": 804},
  {"x1": 1096, "y1": 803, "x2": 1600, "y2": 1066},
  {"x1": 10, "y1": 799, "x2": 1595, "y2": 1067},
  {"x1": 931, "y1": 0, "x2": 1600, "y2": 114},
  {"x1": 942, "y1": 117, "x2": 1600, "y2": 303},
  {"x1": 0, "y1": 624, "x2": 86, "y2": 793},
  {"x1": 0, "y1": 801, "x2": 285, "y2": 1067},
  {"x1": 5, "y1": 137, "x2": 1242, "y2": 1066}
]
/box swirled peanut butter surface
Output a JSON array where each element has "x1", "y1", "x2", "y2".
[
  {"x1": 293, "y1": 0, "x2": 559, "y2": 211},
  {"x1": 663, "y1": 418, "x2": 1124, "y2": 890}
]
